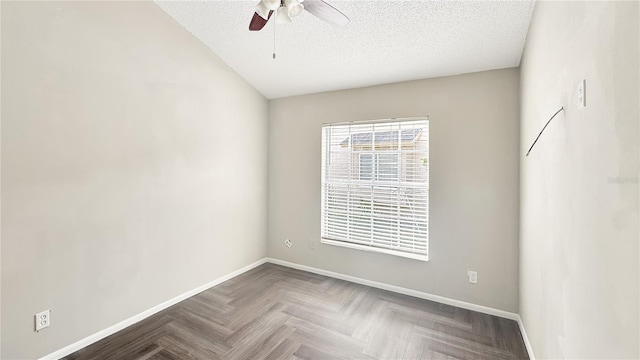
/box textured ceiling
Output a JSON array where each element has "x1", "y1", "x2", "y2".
[{"x1": 155, "y1": 1, "x2": 534, "y2": 99}]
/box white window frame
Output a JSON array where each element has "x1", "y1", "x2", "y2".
[{"x1": 321, "y1": 117, "x2": 429, "y2": 261}]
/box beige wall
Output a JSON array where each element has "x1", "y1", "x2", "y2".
[
  {"x1": 268, "y1": 69, "x2": 521, "y2": 312},
  {"x1": 1, "y1": 1, "x2": 268, "y2": 358},
  {"x1": 519, "y1": 1, "x2": 639, "y2": 358}
]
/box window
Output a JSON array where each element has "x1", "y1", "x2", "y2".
[
  {"x1": 321, "y1": 118, "x2": 429, "y2": 261},
  {"x1": 359, "y1": 153, "x2": 399, "y2": 181}
]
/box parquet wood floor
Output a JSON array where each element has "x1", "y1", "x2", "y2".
[{"x1": 64, "y1": 263, "x2": 529, "y2": 360}]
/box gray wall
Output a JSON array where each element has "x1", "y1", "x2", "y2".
[
  {"x1": 519, "y1": 1, "x2": 639, "y2": 358},
  {"x1": 268, "y1": 69, "x2": 521, "y2": 312},
  {"x1": 1, "y1": 2, "x2": 268, "y2": 358}
]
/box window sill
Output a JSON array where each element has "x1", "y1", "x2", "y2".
[{"x1": 321, "y1": 238, "x2": 429, "y2": 262}]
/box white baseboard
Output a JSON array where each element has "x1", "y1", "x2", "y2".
[
  {"x1": 267, "y1": 258, "x2": 535, "y2": 360},
  {"x1": 40, "y1": 258, "x2": 268, "y2": 360},
  {"x1": 40, "y1": 256, "x2": 536, "y2": 360},
  {"x1": 517, "y1": 315, "x2": 536, "y2": 360},
  {"x1": 266, "y1": 257, "x2": 519, "y2": 321},
  {"x1": 267, "y1": 257, "x2": 536, "y2": 359}
]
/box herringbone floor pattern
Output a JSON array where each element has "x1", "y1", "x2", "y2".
[{"x1": 65, "y1": 263, "x2": 529, "y2": 360}]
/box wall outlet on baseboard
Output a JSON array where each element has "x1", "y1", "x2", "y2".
[
  {"x1": 467, "y1": 270, "x2": 478, "y2": 284},
  {"x1": 284, "y1": 239, "x2": 292, "y2": 248},
  {"x1": 35, "y1": 309, "x2": 51, "y2": 332}
]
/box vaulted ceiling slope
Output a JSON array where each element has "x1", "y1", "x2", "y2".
[{"x1": 156, "y1": 1, "x2": 534, "y2": 99}]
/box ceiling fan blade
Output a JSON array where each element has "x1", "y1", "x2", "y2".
[
  {"x1": 249, "y1": 10, "x2": 273, "y2": 31},
  {"x1": 303, "y1": 0, "x2": 350, "y2": 27}
]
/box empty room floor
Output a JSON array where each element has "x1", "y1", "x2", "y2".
[{"x1": 64, "y1": 264, "x2": 529, "y2": 360}]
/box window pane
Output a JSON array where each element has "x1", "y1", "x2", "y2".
[
  {"x1": 359, "y1": 153, "x2": 373, "y2": 181},
  {"x1": 376, "y1": 153, "x2": 398, "y2": 181}
]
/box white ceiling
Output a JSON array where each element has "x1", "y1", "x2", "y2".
[{"x1": 155, "y1": 0, "x2": 534, "y2": 99}]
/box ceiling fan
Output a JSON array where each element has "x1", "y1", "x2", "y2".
[{"x1": 249, "y1": 0, "x2": 350, "y2": 31}]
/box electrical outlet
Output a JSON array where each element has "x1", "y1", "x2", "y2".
[
  {"x1": 35, "y1": 310, "x2": 51, "y2": 332},
  {"x1": 284, "y1": 239, "x2": 292, "y2": 248},
  {"x1": 309, "y1": 239, "x2": 316, "y2": 250},
  {"x1": 468, "y1": 270, "x2": 478, "y2": 284}
]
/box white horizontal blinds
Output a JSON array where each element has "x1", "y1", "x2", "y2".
[{"x1": 321, "y1": 119, "x2": 429, "y2": 257}]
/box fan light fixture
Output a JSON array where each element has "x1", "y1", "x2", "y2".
[
  {"x1": 250, "y1": 0, "x2": 349, "y2": 32},
  {"x1": 285, "y1": 0, "x2": 304, "y2": 18},
  {"x1": 276, "y1": 8, "x2": 292, "y2": 24},
  {"x1": 257, "y1": 0, "x2": 305, "y2": 23},
  {"x1": 262, "y1": 0, "x2": 281, "y2": 11},
  {"x1": 250, "y1": 0, "x2": 349, "y2": 59}
]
